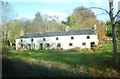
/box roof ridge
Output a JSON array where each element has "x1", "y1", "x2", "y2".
[{"x1": 16, "y1": 28, "x2": 96, "y2": 39}]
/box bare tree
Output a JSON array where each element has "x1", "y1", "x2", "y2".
[
  {"x1": 0, "y1": 1, "x2": 13, "y2": 52},
  {"x1": 90, "y1": 0, "x2": 119, "y2": 65}
]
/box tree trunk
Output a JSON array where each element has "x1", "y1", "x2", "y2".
[
  {"x1": 109, "y1": 1, "x2": 118, "y2": 66},
  {"x1": 112, "y1": 24, "x2": 118, "y2": 65},
  {"x1": 9, "y1": 41, "x2": 12, "y2": 47}
]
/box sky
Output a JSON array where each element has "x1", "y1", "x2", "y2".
[{"x1": 3, "y1": 0, "x2": 120, "y2": 22}]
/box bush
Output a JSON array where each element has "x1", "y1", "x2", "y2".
[
  {"x1": 67, "y1": 47, "x2": 91, "y2": 52},
  {"x1": 2, "y1": 46, "x2": 16, "y2": 55},
  {"x1": 2, "y1": 46, "x2": 10, "y2": 54},
  {"x1": 81, "y1": 48, "x2": 91, "y2": 51},
  {"x1": 67, "y1": 47, "x2": 81, "y2": 52}
]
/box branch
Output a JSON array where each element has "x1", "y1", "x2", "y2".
[
  {"x1": 89, "y1": 7, "x2": 109, "y2": 14},
  {"x1": 113, "y1": 10, "x2": 120, "y2": 20},
  {"x1": 96, "y1": 12, "x2": 108, "y2": 16}
]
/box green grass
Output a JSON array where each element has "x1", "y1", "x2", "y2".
[
  {"x1": 102, "y1": 42, "x2": 112, "y2": 51},
  {"x1": 3, "y1": 42, "x2": 120, "y2": 77}
]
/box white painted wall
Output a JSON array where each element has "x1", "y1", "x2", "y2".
[{"x1": 16, "y1": 35, "x2": 98, "y2": 50}]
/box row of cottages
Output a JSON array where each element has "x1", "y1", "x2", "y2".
[{"x1": 15, "y1": 28, "x2": 98, "y2": 50}]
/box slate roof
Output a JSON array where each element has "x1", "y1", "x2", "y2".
[
  {"x1": 17, "y1": 29, "x2": 96, "y2": 39},
  {"x1": 42, "y1": 29, "x2": 96, "y2": 37},
  {"x1": 17, "y1": 33, "x2": 42, "y2": 39}
]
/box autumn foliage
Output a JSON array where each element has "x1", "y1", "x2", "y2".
[{"x1": 96, "y1": 22, "x2": 106, "y2": 40}]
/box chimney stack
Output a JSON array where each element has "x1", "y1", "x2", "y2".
[
  {"x1": 64, "y1": 26, "x2": 69, "y2": 31},
  {"x1": 94, "y1": 24, "x2": 97, "y2": 30}
]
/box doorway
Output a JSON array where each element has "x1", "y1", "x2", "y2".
[
  {"x1": 39, "y1": 43, "x2": 43, "y2": 50},
  {"x1": 90, "y1": 42, "x2": 95, "y2": 47}
]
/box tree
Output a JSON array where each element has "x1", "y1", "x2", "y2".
[
  {"x1": 0, "y1": 26, "x2": 2, "y2": 51},
  {"x1": 106, "y1": 21, "x2": 112, "y2": 37},
  {"x1": 18, "y1": 12, "x2": 52, "y2": 34},
  {"x1": 108, "y1": 1, "x2": 119, "y2": 65},
  {"x1": 35, "y1": 12, "x2": 43, "y2": 22},
  {"x1": 20, "y1": 19, "x2": 32, "y2": 33},
  {"x1": 27, "y1": 12, "x2": 46, "y2": 33},
  {"x1": 7, "y1": 20, "x2": 22, "y2": 46},
  {"x1": 96, "y1": 22, "x2": 106, "y2": 40},
  {"x1": 67, "y1": 6, "x2": 97, "y2": 30},
  {"x1": 29, "y1": 12, "x2": 64, "y2": 33},
  {"x1": 0, "y1": 1, "x2": 13, "y2": 24},
  {"x1": 90, "y1": 0, "x2": 119, "y2": 65},
  {"x1": 47, "y1": 19, "x2": 64, "y2": 32},
  {"x1": 0, "y1": 1, "x2": 13, "y2": 52},
  {"x1": 116, "y1": 23, "x2": 120, "y2": 52}
]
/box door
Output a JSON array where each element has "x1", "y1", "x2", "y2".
[
  {"x1": 90, "y1": 42, "x2": 95, "y2": 48},
  {"x1": 39, "y1": 43, "x2": 43, "y2": 50}
]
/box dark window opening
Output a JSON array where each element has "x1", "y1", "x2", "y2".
[
  {"x1": 21, "y1": 39, "x2": 22, "y2": 42},
  {"x1": 82, "y1": 42, "x2": 86, "y2": 46},
  {"x1": 39, "y1": 43, "x2": 43, "y2": 50},
  {"x1": 91, "y1": 42, "x2": 95, "y2": 47},
  {"x1": 21, "y1": 44, "x2": 23, "y2": 47},
  {"x1": 28, "y1": 44, "x2": 31, "y2": 46},
  {"x1": 43, "y1": 38, "x2": 45, "y2": 41},
  {"x1": 71, "y1": 36, "x2": 74, "y2": 40},
  {"x1": 69, "y1": 43, "x2": 73, "y2": 46},
  {"x1": 46, "y1": 43, "x2": 50, "y2": 47},
  {"x1": 57, "y1": 43, "x2": 61, "y2": 47},
  {"x1": 28, "y1": 44, "x2": 31, "y2": 50},
  {"x1": 31, "y1": 38, "x2": 33, "y2": 42},
  {"x1": 87, "y1": 36, "x2": 90, "y2": 39},
  {"x1": 56, "y1": 37, "x2": 58, "y2": 40}
]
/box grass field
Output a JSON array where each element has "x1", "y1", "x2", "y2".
[{"x1": 2, "y1": 42, "x2": 120, "y2": 77}]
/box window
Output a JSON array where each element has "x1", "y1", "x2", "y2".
[
  {"x1": 91, "y1": 42, "x2": 95, "y2": 47},
  {"x1": 31, "y1": 38, "x2": 33, "y2": 42},
  {"x1": 28, "y1": 44, "x2": 31, "y2": 50},
  {"x1": 46, "y1": 43, "x2": 50, "y2": 47},
  {"x1": 57, "y1": 43, "x2": 61, "y2": 47},
  {"x1": 43, "y1": 38, "x2": 45, "y2": 41},
  {"x1": 28, "y1": 44, "x2": 31, "y2": 46},
  {"x1": 21, "y1": 44, "x2": 23, "y2": 47},
  {"x1": 69, "y1": 43, "x2": 73, "y2": 46},
  {"x1": 56, "y1": 37, "x2": 58, "y2": 40},
  {"x1": 82, "y1": 42, "x2": 86, "y2": 46},
  {"x1": 21, "y1": 39, "x2": 22, "y2": 42},
  {"x1": 87, "y1": 36, "x2": 90, "y2": 39},
  {"x1": 71, "y1": 36, "x2": 74, "y2": 40}
]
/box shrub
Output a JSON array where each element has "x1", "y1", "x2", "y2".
[
  {"x1": 67, "y1": 47, "x2": 81, "y2": 52},
  {"x1": 67, "y1": 47, "x2": 94, "y2": 52},
  {"x1": 2, "y1": 46, "x2": 10, "y2": 54},
  {"x1": 81, "y1": 48, "x2": 91, "y2": 52}
]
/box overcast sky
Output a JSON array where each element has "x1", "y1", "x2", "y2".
[{"x1": 4, "y1": 0, "x2": 120, "y2": 22}]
